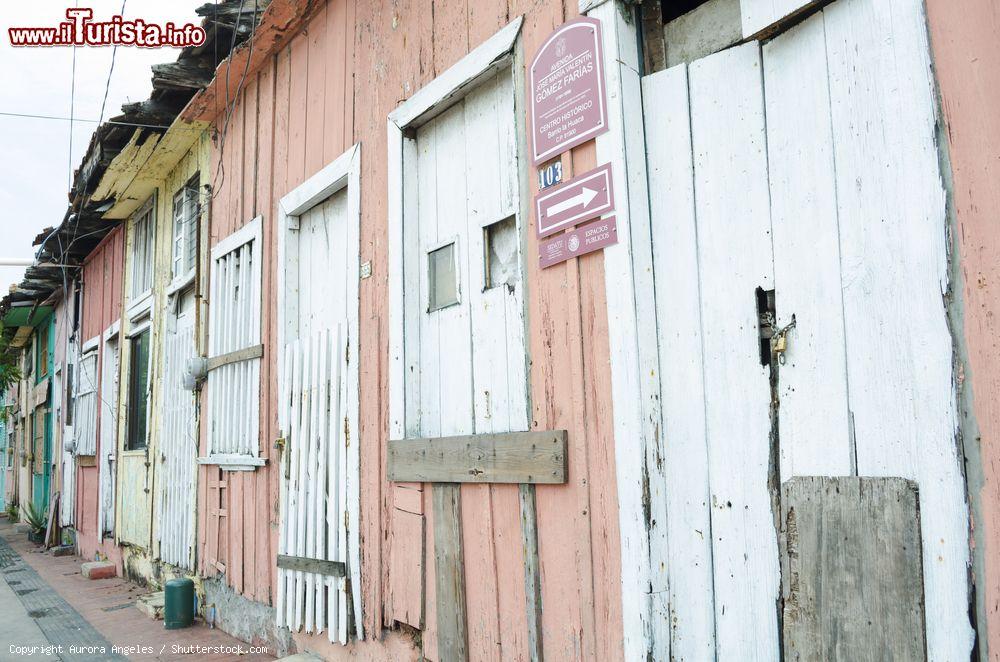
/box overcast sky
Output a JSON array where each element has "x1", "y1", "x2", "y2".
[{"x1": 0, "y1": 1, "x2": 205, "y2": 293}]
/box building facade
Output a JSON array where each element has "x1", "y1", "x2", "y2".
[{"x1": 2, "y1": 0, "x2": 1000, "y2": 660}]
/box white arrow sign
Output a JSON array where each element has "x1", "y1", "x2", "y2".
[
  {"x1": 544, "y1": 186, "x2": 598, "y2": 217},
  {"x1": 534, "y1": 163, "x2": 615, "y2": 238}
]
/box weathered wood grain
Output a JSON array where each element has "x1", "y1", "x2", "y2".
[
  {"x1": 277, "y1": 554, "x2": 346, "y2": 577},
  {"x1": 519, "y1": 484, "x2": 543, "y2": 662},
  {"x1": 387, "y1": 431, "x2": 567, "y2": 484},
  {"x1": 762, "y1": 12, "x2": 852, "y2": 479},
  {"x1": 588, "y1": 3, "x2": 655, "y2": 659},
  {"x1": 740, "y1": 0, "x2": 824, "y2": 39},
  {"x1": 689, "y1": 41, "x2": 780, "y2": 661},
  {"x1": 433, "y1": 484, "x2": 468, "y2": 662},
  {"x1": 781, "y1": 477, "x2": 926, "y2": 662},
  {"x1": 389, "y1": 508, "x2": 425, "y2": 628},
  {"x1": 823, "y1": 0, "x2": 972, "y2": 656},
  {"x1": 924, "y1": 0, "x2": 1000, "y2": 652},
  {"x1": 642, "y1": 62, "x2": 716, "y2": 661}
]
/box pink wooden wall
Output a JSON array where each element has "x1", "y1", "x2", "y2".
[
  {"x1": 925, "y1": 2, "x2": 1000, "y2": 656},
  {"x1": 75, "y1": 226, "x2": 124, "y2": 567},
  {"x1": 190, "y1": 1, "x2": 624, "y2": 658},
  {"x1": 196, "y1": 0, "x2": 356, "y2": 616}
]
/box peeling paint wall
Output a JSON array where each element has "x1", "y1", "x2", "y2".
[
  {"x1": 189, "y1": 0, "x2": 625, "y2": 659},
  {"x1": 925, "y1": 2, "x2": 1000, "y2": 659},
  {"x1": 75, "y1": 227, "x2": 125, "y2": 568}
]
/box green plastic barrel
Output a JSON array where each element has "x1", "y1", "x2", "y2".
[{"x1": 164, "y1": 578, "x2": 195, "y2": 630}]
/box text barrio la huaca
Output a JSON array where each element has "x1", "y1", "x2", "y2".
[{"x1": 8, "y1": 8, "x2": 206, "y2": 48}]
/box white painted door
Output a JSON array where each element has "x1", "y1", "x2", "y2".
[
  {"x1": 276, "y1": 187, "x2": 356, "y2": 642},
  {"x1": 98, "y1": 332, "x2": 119, "y2": 538},
  {"x1": 642, "y1": 1, "x2": 970, "y2": 660},
  {"x1": 156, "y1": 292, "x2": 197, "y2": 569},
  {"x1": 403, "y1": 68, "x2": 527, "y2": 440}
]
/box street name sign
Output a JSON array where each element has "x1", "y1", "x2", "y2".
[{"x1": 530, "y1": 17, "x2": 609, "y2": 165}]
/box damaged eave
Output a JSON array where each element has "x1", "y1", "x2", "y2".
[
  {"x1": 181, "y1": 0, "x2": 316, "y2": 123},
  {"x1": 91, "y1": 116, "x2": 210, "y2": 221}
]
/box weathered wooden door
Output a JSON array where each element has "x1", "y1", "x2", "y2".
[
  {"x1": 276, "y1": 158, "x2": 362, "y2": 642},
  {"x1": 396, "y1": 67, "x2": 529, "y2": 660},
  {"x1": 119, "y1": 322, "x2": 153, "y2": 547},
  {"x1": 98, "y1": 330, "x2": 119, "y2": 538},
  {"x1": 641, "y1": 1, "x2": 970, "y2": 660},
  {"x1": 65, "y1": 344, "x2": 99, "y2": 527},
  {"x1": 156, "y1": 293, "x2": 197, "y2": 569},
  {"x1": 31, "y1": 318, "x2": 54, "y2": 513}
]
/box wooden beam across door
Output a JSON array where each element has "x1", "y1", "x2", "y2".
[
  {"x1": 387, "y1": 430, "x2": 567, "y2": 484},
  {"x1": 389, "y1": 429, "x2": 568, "y2": 662}
]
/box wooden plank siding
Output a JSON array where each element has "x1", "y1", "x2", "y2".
[
  {"x1": 198, "y1": 0, "x2": 358, "y2": 617},
  {"x1": 75, "y1": 228, "x2": 126, "y2": 567},
  {"x1": 186, "y1": 0, "x2": 624, "y2": 659}
]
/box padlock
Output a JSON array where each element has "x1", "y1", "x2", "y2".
[{"x1": 772, "y1": 334, "x2": 787, "y2": 354}]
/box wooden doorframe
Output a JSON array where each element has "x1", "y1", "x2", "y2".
[
  {"x1": 571, "y1": 2, "x2": 662, "y2": 659},
  {"x1": 386, "y1": 13, "x2": 524, "y2": 474},
  {"x1": 387, "y1": 16, "x2": 545, "y2": 661},
  {"x1": 275, "y1": 141, "x2": 363, "y2": 639}
]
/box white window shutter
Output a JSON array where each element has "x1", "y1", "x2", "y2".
[
  {"x1": 73, "y1": 352, "x2": 99, "y2": 456},
  {"x1": 205, "y1": 217, "x2": 264, "y2": 467}
]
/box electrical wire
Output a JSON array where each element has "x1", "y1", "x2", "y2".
[{"x1": 0, "y1": 111, "x2": 198, "y2": 131}]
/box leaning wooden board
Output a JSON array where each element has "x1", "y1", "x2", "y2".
[{"x1": 781, "y1": 477, "x2": 926, "y2": 661}]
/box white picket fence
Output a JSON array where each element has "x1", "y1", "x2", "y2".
[
  {"x1": 276, "y1": 325, "x2": 351, "y2": 643},
  {"x1": 156, "y1": 321, "x2": 197, "y2": 568}
]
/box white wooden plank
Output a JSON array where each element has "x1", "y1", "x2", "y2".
[
  {"x1": 689, "y1": 41, "x2": 779, "y2": 661},
  {"x1": 315, "y1": 329, "x2": 329, "y2": 634},
  {"x1": 280, "y1": 144, "x2": 356, "y2": 217},
  {"x1": 740, "y1": 0, "x2": 821, "y2": 39},
  {"x1": 293, "y1": 336, "x2": 310, "y2": 630},
  {"x1": 276, "y1": 341, "x2": 292, "y2": 629},
  {"x1": 345, "y1": 147, "x2": 364, "y2": 642},
  {"x1": 336, "y1": 323, "x2": 349, "y2": 644},
  {"x1": 305, "y1": 330, "x2": 320, "y2": 632},
  {"x1": 416, "y1": 117, "x2": 443, "y2": 438},
  {"x1": 436, "y1": 103, "x2": 474, "y2": 440},
  {"x1": 466, "y1": 72, "x2": 512, "y2": 436},
  {"x1": 286, "y1": 339, "x2": 304, "y2": 627},
  {"x1": 823, "y1": 0, "x2": 972, "y2": 657},
  {"x1": 402, "y1": 134, "x2": 423, "y2": 439},
  {"x1": 642, "y1": 62, "x2": 716, "y2": 662},
  {"x1": 328, "y1": 327, "x2": 342, "y2": 642},
  {"x1": 587, "y1": 3, "x2": 658, "y2": 658},
  {"x1": 388, "y1": 123, "x2": 407, "y2": 444},
  {"x1": 762, "y1": 12, "x2": 852, "y2": 479}
]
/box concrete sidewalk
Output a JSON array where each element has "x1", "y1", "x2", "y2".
[
  {"x1": 0, "y1": 520, "x2": 275, "y2": 661},
  {"x1": 0, "y1": 573, "x2": 58, "y2": 662}
]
